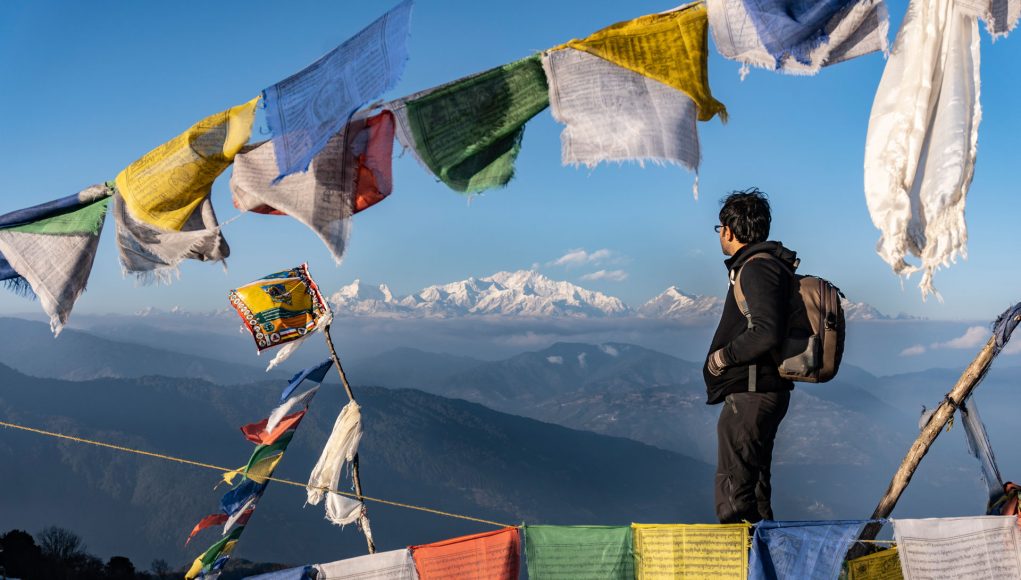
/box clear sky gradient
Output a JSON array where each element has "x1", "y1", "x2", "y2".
[{"x1": 1, "y1": 0, "x2": 1019, "y2": 321}]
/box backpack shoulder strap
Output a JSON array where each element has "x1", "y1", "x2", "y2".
[
  {"x1": 730, "y1": 252, "x2": 795, "y2": 393},
  {"x1": 731, "y1": 253, "x2": 775, "y2": 319}
]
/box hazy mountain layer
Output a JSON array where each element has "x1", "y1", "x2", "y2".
[{"x1": 0, "y1": 363, "x2": 714, "y2": 567}]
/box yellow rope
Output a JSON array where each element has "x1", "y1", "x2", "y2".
[
  {"x1": 0, "y1": 418, "x2": 909, "y2": 542},
  {"x1": 0, "y1": 419, "x2": 511, "y2": 528}
]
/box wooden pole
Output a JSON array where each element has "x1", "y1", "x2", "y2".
[
  {"x1": 847, "y1": 335, "x2": 1000, "y2": 560},
  {"x1": 323, "y1": 323, "x2": 376, "y2": 554}
]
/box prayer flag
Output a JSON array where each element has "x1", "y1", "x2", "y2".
[
  {"x1": 542, "y1": 48, "x2": 701, "y2": 189},
  {"x1": 307, "y1": 400, "x2": 364, "y2": 526},
  {"x1": 246, "y1": 566, "x2": 315, "y2": 580},
  {"x1": 863, "y1": 0, "x2": 980, "y2": 299},
  {"x1": 281, "y1": 359, "x2": 333, "y2": 401},
  {"x1": 231, "y1": 110, "x2": 396, "y2": 264},
  {"x1": 956, "y1": 0, "x2": 1021, "y2": 36},
  {"x1": 262, "y1": 0, "x2": 411, "y2": 179},
  {"x1": 390, "y1": 55, "x2": 549, "y2": 193},
  {"x1": 267, "y1": 386, "x2": 320, "y2": 434},
  {"x1": 315, "y1": 549, "x2": 418, "y2": 579},
  {"x1": 220, "y1": 478, "x2": 266, "y2": 516},
  {"x1": 959, "y1": 397, "x2": 1005, "y2": 512},
  {"x1": 847, "y1": 547, "x2": 903, "y2": 580},
  {"x1": 242, "y1": 410, "x2": 307, "y2": 445},
  {"x1": 632, "y1": 523, "x2": 750, "y2": 579},
  {"x1": 222, "y1": 495, "x2": 259, "y2": 535},
  {"x1": 185, "y1": 509, "x2": 253, "y2": 545},
  {"x1": 524, "y1": 525, "x2": 634, "y2": 579},
  {"x1": 411, "y1": 527, "x2": 520, "y2": 579},
  {"x1": 223, "y1": 436, "x2": 291, "y2": 486},
  {"x1": 558, "y1": 2, "x2": 725, "y2": 122},
  {"x1": 749, "y1": 520, "x2": 868, "y2": 580},
  {"x1": 707, "y1": 0, "x2": 888, "y2": 77},
  {"x1": 0, "y1": 184, "x2": 111, "y2": 335},
  {"x1": 228, "y1": 263, "x2": 332, "y2": 370},
  {"x1": 114, "y1": 98, "x2": 258, "y2": 282},
  {"x1": 893, "y1": 516, "x2": 1021, "y2": 579},
  {"x1": 185, "y1": 526, "x2": 245, "y2": 580}
]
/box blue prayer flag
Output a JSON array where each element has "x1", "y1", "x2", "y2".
[
  {"x1": 220, "y1": 479, "x2": 266, "y2": 516},
  {"x1": 262, "y1": 0, "x2": 412, "y2": 180},
  {"x1": 749, "y1": 520, "x2": 870, "y2": 580},
  {"x1": 743, "y1": 0, "x2": 854, "y2": 66},
  {"x1": 280, "y1": 359, "x2": 334, "y2": 402},
  {"x1": 244, "y1": 566, "x2": 314, "y2": 580}
]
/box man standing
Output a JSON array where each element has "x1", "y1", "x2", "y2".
[{"x1": 704, "y1": 188, "x2": 797, "y2": 524}]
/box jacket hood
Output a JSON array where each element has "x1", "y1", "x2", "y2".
[{"x1": 724, "y1": 241, "x2": 798, "y2": 274}]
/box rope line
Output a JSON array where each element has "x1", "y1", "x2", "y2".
[
  {"x1": 0, "y1": 419, "x2": 905, "y2": 547},
  {"x1": 0, "y1": 419, "x2": 511, "y2": 528}
]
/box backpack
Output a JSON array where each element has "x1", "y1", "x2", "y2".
[{"x1": 733, "y1": 253, "x2": 845, "y2": 384}]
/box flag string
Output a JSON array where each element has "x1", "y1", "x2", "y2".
[
  {"x1": 0, "y1": 418, "x2": 512, "y2": 528},
  {"x1": 0, "y1": 418, "x2": 904, "y2": 546}
]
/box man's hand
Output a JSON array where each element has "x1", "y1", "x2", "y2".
[{"x1": 707, "y1": 348, "x2": 730, "y2": 377}]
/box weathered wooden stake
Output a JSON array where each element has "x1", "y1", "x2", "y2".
[
  {"x1": 847, "y1": 335, "x2": 1000, "y2": 560},
  {"x1": 323, "y1": 324, "x2": 376, "y2": 554}
]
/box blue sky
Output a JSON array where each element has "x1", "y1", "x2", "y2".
[{"x1": 1, "y1": 0, "x2": 1019, "y2": 321}]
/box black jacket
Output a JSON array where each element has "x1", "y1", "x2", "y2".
[{"x1": 703, "y1": 241, "x2": 797, "y2": 405}]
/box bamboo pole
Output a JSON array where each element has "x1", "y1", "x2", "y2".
[
  {"x1": 847, "y1": 335, "x2": 1000, "y2": 560},
  {"x1": 323, "y1": 323, "x2": 376, "y2": 554}
]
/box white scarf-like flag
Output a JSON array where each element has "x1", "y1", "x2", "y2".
[
  {"x1": 863, "y1": 0, "x2": 980, "y2": 299},
  {"x1": 893, "y1": 516, "x2": 1021, "y2": 578},
  {"x1": 542, "y1": 48, "x2": 701, "y2": 187},
  {"x1": 315, "y1": 549, "x2": 418, "y2": 580},
  {"x1": 307, "y1": 400, "x2": 364, "y2": 526}
]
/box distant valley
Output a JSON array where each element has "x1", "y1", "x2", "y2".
[{"x1": 0, "y1": 312, "x2": 1013, "y2": 568}]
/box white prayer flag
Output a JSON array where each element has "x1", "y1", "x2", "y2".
[
  {"x1": 316, "y1": 549, "x2": 418, "y2": 580},
  {"x1": 893, "y1": 516, "x2": 1021, "y2": 579},
  {"x1": 542, "y1": 48, "x2": 700, "y2": 177}
]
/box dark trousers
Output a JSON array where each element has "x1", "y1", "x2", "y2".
[{"x1": 715, "y1": 390, "x2": 790, "y2": 524}]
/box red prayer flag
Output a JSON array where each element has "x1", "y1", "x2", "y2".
[
  {"x1": 411, "y1": 526, "x2": 520, "y2": 579},
  {"x1": 352, "y1": 109, "x2": 395, "y2": 213},
  {"x1": 185, "y1": 509, "x2": 253, "y2": 545},
  {"x1": 240, "y1": 410, "x2": 306, "y2": 445}
]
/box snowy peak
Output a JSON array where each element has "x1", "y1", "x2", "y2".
[
  {"x1": 638, "y1": 286, "x2": 724, "y2": 319},
  {"x1": 841, "y1": 298, "x2": 887, "y2": 321},
  {"x1": 391, "y1": 270, "x2": 628, "y2": 318},
  {"x1": 332, "y1": 280, "x2": 403, "y2": 316},
  {"x1": 327, "y1": 271, "x2": 897, "y2": 321}
]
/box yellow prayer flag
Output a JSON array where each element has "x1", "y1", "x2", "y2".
[
  {"x1": 558, "y1": 2, "x2": 726, "y2": 122},
  {"x1": 116, "y1": 97, "x2": 259, "y2": 231},
  {"x1": 184, "y1": 556, "x2": 204, "y2": 580},
  {"x1": 223, "y1": 451, "x2": 284, "y2": 486},
  {"x1": 220, "y1": 539, "x2": 239, "y2": 557},
  {"x1": 847, "y1": 547, "x2": 904, "y2": 580},
  {"x1": 246, "y1": 453, "x2": 283, "y2": 484},
  {"x1": 222, "y1": 465, "x2": 246, "y2": 486},
  {"x1": 633, "y1": 523, "x2": 749, "y2": 580}
]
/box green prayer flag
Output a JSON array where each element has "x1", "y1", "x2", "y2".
[
  {"x1": 524, "y1": 525, "x2": 634, "y2": 580},
  {"x1": 8, "y1": 197, "x2": 110, "y2": 235},
  {"x1": 199, "y1": 525, "x2": 244, "y2": 567},
  {"x1": 394, "y1": 55, "x2": 549, "y2": 193},
  {"x1": 243, "y1": 430, "x2": 294, "y2": 473}
]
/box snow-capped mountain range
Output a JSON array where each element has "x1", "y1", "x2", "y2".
[{"x1": 328, "y1": 270, "x2": 897, "y2": 321}]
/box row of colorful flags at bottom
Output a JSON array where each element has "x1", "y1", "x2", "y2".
[{"x1": 234, "y1": 514, "x2": 1021, "y2": 580}]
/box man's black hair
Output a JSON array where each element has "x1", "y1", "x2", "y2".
[{"x1": 719, "y1": 187, "x2": 771, "y2": 244}]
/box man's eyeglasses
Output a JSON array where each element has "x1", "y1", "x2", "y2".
[{"x1": 714, "y1": 225, "x2": 725, "y2": 233}]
